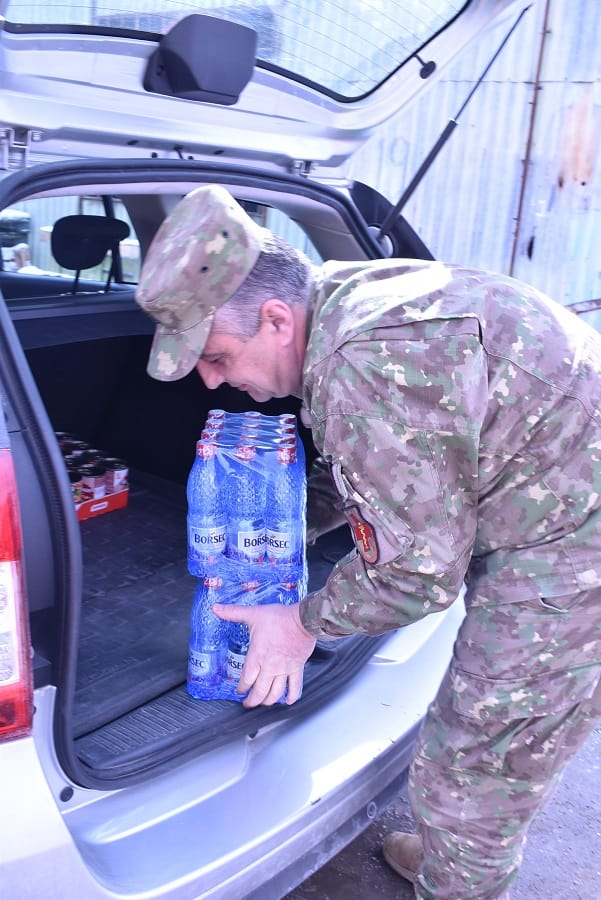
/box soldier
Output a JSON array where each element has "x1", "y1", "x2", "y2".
[{"x1": 136, "y1": 184, "x2": 601, "y2": 898}]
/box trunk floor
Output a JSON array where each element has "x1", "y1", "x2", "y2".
[{"x1": 73, "y1": 472, "x2": 359, "y2": 767}]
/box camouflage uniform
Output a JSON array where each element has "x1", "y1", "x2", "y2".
[{"x1": 298, "y1": 259, "x2": 601, "y2": 898}]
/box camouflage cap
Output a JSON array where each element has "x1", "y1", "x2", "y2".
[{"x1": 135, "y1": 184, "x2": 265, "y2": 381}]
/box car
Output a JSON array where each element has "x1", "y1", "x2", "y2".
[{"x1": 0, "y1": 2, "x2": 533, "y2": 898}]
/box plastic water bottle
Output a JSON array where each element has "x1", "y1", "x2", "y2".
[
  {"x1": 226, "y1": 442, "x2": 266, "y2": 564},
  {"x1": 187, "y1": 576, "x2": 228, "y2": 699},
  {"x1": 187, "y1": 439, "x2": 226, "y2": 576},
  {"x1": 280, "y1": 414, "x2": 306, "y2": 471},
  {"x1": 186, "y1": 410, "x2": 307, "y2": 703},
  {"x1": 265, "y1": 437, "x2": 305, "y2": 567},
  {"x1": 225, "y1": 580, "x2": 258, "y2": 690},
  {"x1": 276, "y1": 581, "x2": 300, "y2": 606}
]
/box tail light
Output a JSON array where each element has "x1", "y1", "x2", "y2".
[{"x1": 0, "y1": 448, "x2": 33, "y2": 741}]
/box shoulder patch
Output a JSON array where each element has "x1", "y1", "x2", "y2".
[{"x1": 347, "y1": 510, "x2": 379, "y2": 564}]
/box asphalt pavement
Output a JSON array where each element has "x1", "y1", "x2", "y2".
[{"x1": 285, "y1": 724, "x2": 601, "y2": 899}]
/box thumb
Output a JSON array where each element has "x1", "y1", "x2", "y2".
[{"x1": 212, "y1": 603, "x2": 250, "y2": 623}]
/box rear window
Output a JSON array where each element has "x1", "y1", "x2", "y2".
[
  {"x1": 0, "y1": 196, "x2": 140, "y2": 284},
  {"x1": 8, "y1": 0, "x2": 468, "y2": 99},
  {"x1": 0, "y1": 193, "x2": 321, "y2": 300}
]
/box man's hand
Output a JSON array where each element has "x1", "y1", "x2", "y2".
[{"x1": 213, "y1": 602, "x2": 316, "y2": 708}]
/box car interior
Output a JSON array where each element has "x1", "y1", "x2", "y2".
[{"x1": 3, "y1": 175, "x2": 409, "y2": 787}]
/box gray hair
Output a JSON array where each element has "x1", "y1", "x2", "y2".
[{"x1": 212, "y1": 232, "x2": 313, "y2": 340}]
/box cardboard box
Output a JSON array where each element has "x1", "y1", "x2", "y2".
[{"x1": 76, "y1": 488, "x2": 129, "y2": 522}]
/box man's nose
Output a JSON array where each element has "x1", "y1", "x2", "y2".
[{"x1": 195, "y1": 360, "x2": 224, "y2": 390}]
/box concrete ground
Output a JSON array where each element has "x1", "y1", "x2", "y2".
[{"x1": 285, "y1": 724, "x2": 601, "y2": 899}]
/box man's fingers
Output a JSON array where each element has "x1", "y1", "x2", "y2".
[
  {"x1": 212, "y1": 602, "x2": 248, "y2": 623},
  {"x1": 236, "y1": 657, "x2": 261, "y2": 695},
  {"x1": 262, "y1": 675, "x2": 289, "y2": 706},
  {"x1": 243, "y1": 673, "x2": 288, "y2": 708}
]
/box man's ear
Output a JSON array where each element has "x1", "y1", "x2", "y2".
[{"x1": 261, "y1": 299, "x2": 295, "y2": 344}]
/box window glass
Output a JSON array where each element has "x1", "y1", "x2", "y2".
[
  {"x1": 0, "y1": 194, "x2": 320, "y2": 293},
  {"x1": 242, "y1": 201, "x2": 322, "y2": 265},
  {"x1": 0, "y1": 195, "x2": 141, "y2": 283},
  {"x1": 7, "y1": 1, "x2": 468, "y2": 99}
]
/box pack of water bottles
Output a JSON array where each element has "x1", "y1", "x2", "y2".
[{"x1": 186, "y1": 409, "x2": 307, "y2": 702}]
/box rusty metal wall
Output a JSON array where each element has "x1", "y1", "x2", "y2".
[{"x1": 349, "y1": 0, "x2": 601, "y2": 312}]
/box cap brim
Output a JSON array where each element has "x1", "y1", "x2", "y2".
[{"x1": 146, "y1": 313, "x2": 213, "y2": 382}]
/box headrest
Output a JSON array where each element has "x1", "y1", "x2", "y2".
[{"x1": 51, "y1": 215, "x2": 130, "y2": 272}]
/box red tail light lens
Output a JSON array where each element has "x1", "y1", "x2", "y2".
[{"x1": 0, "y1": 448, "x2": 33, "y2": 741}]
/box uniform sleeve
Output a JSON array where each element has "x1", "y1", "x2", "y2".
[{"x1": 299, "y1": 330, "x2": 487, "y2": 638}]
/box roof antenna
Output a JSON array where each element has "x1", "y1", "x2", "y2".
[{"x1": 377, "y1": 4, "x2": 532, "y2": 246}]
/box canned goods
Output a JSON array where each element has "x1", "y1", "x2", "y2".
[
  {"x1": 55, "y1": 431, "x2": 77, "y2": 445},
  {"x1": 80, "y1": 462, "x2": 107, "y2": 501},
  {"x1": 68, "y1": 440, "x2": 91, "y2": 457},
  {"x1": 103, "y1": 458, "x2": 129, "y2": 494},
  {"x1": 60, "y1": 444, "x2": 79, "y2": 459},
  {"x1": 78, "y1": 448, "x2": 106, "y2": 465},
  {"x1": 68, "y1": 468, "x2": 83, "y2": 504}
]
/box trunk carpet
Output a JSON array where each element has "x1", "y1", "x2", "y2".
[{"x1": 73, "y1": 472, "x2": 374, "y2": 770}]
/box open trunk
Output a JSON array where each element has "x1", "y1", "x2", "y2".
[
  {"x1": 11, "y1": 300, "x2": 384, "y2": 788},
  {"x1": 0, "y1": 166, "x2": 467, "y2": 898}
]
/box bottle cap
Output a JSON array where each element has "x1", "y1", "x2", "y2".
[
  {"x1": 235, "y1": 443, "x2": 256, "y2": 462},
  {"x1": 203, "y1": 576, "x2": 223, "y2": 589},
  {"x1": 275, "y1": 436, "x2": 296, "y2": 464},
  {"x1": 196, "y1": 439, "x2": 217, "y2": 458},
  {"x1": 242, "y1": 580, "x2": 260, "y2": 592}
]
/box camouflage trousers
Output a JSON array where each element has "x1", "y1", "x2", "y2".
[{"x1": 407, "y1": 584, "x2": 601, "y2": 899}]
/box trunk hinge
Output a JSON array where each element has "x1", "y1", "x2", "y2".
[
  {"x1": 0, "y1": 128, "x2": 43, "y2": 171},
  {"x1": 290, "y1": 159, "x2": 313, "y2": 177}
]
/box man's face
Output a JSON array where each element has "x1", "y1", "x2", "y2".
[{"x1": 195, "y1": 301, "x2": 303, "y2": 402}]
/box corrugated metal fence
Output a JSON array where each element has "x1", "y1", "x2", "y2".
[{"x1": 349, "y1": 0, "x2": 600, "y2": 320}]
